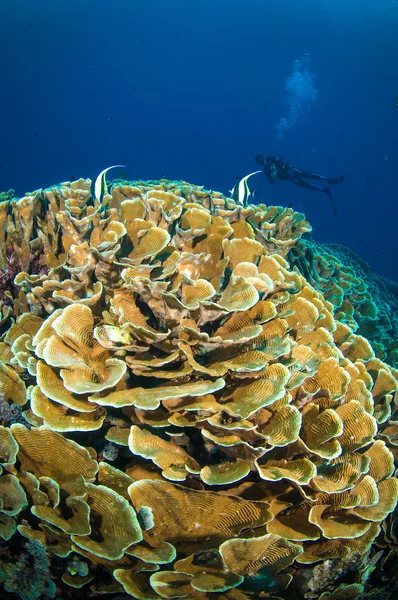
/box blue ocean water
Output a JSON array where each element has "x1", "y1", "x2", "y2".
[{"x1": 1, "y1": 0, "x2": 397, "y2": 279}]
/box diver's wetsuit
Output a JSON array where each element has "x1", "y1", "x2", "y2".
[{"x1": 255, "y1": 155, "x2": 345, "y2": 215}]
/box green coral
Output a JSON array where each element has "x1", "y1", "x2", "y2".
[
  {"x1": 289, "y1": 240, "x2": 398, "y2": 367},
  {"x1": 0, "y1": 189, "x2": 15, "y2": 203},
  {"x1": 0, "y1": 539, "x2": 56, "y2": 600}
]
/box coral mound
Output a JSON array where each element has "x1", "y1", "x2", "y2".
[
  {"x1": 0, "y1": 177, "x2": 397, "y2": 600},
  {"x1": 289, "y1": 240, "x2": 398, "y2": 368}
]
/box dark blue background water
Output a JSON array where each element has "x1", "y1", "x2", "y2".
[{"x1": 1, "y1": 0, "x2": 397, "y2": 280}]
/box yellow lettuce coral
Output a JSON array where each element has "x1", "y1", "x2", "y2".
[{"x1": 0, "y1": 176, "x2": 397, "y2": 599}]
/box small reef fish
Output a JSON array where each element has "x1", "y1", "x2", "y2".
[
  {"x1": 94, "y1": 165, "x2": 126, "y2": 203},
  {"x1": 229, "y1": 170, "x2": 262, "y2": 206}
]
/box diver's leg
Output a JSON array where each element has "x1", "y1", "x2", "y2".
[
  {"x1": 326, "y1": 174, "x2": 346, "y2": 185},
  {"x1": 291, "y1": 168, "x2": 327, "y2": 181},
  {"x1": 290, "y1": 177, "x2": 338, "y2": 215},
  {"x1": 289, "y1": 176, "x2": 323, "y2": 191},
  {"x1": 292, "y1": 168, "x2": 345, "y2": 185}
]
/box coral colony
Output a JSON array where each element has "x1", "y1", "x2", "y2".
[{"x1": 0, "y1": 173, "x2": 397, "y2": 599}]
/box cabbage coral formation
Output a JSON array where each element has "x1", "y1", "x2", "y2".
[
  {"x1": 289, "y1": 240, "x2": 398, "y2": 368},
  {"x1": 0, "y1": 177, "x2": 397, "y2": 600}
]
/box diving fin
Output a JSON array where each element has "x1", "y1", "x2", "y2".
[{"x1": 324, "y1": 188, "x2": 338, "y2": 216}]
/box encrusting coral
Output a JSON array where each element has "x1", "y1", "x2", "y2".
[{"x1": 0, "y1": 175, "x2": 397, "y2": 599}]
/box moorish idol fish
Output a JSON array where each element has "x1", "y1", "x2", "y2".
[
  {"x1": 229, "y1": 170, "x2": 262, "y2": 206},
  {"x1": 94, "y1": 165, "x2": 126, "y2": 203}
]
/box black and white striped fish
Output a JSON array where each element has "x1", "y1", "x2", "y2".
[
  {"x1": 94, "y1": 165, "x2": 126, "y2": 203},
  {"x1": 229, "y1": 170, "x2": 262, "y2": 206}
]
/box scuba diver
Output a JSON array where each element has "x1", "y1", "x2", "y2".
[{"x1": 255, "y1": 154, "x2": 345, "y2": 215}]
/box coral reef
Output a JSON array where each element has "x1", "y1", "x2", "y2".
[
  {"x1": 0, "y1": 538, "x2": 56, "y2": 599},
  {"x1": 289, "y1": 240, "x2": 398, "y2": 367},
  {"x1": 0, "y1": 176, "x2": 397, "y2": 599}
]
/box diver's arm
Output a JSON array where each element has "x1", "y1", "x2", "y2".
[
  {"x1": 255, "y1": 155, "x2": 266, "y2": 167},
  {"x1": 264, "y1": 165, "x2": 276, "y2": 183}
]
